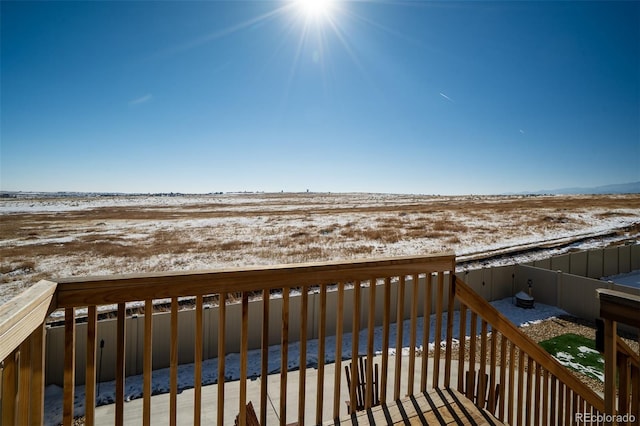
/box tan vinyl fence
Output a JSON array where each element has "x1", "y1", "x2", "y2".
[
  {"x1": 45, "y1": 274, "x2": 447, "y2": 386},
  {"x1": 44, "y1": 244, "x2": 639, "y2": 386}
]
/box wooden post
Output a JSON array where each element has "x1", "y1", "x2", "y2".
[{"x1": 604, "y1": 318, "x2": 617, "y2": 423}]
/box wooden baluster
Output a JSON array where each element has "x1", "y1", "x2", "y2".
[
  {"x1": 618, "y1": 353, "x2": 630, "y2": 417},
  {"x1": 217, "y1": 292, "x2": 226, "y2": 426},
  {"x1": 408, "y1": 274, "x2": 418, "y2": 396},
  {"x1": 380, "y1": 277, "x2": 391, "y2": 404},
  {"x1": 421, "y1": 272, "x2": 432, "y2": 393},
  {"x1": 333, "y1": 282, "x2": 344, "y2": 419},
  {"x1": 570, "y1": 389, "x2": 577, "y2": 426},
  {"x1": 143, "y1": 300, "x2": 153, "y2": 426},
  {"x1": 432, "y1": 272, "x2": 444, "y2": 389},
  {"x1": 64, "y1": 307, "x2": 76, "y2": 426},
  {"x1": 507, "y1": 341, "x2": 515, "y2": 426},
  {"x1": 549, "y1": 376, "x2": 557, "y2": 426},
  {"x1": 298, "y1": 286, "x2": 309, "y2": 425},
  {"x1": 116, "y1": 303, "x2": 125, "y2": 426},
  {"x1": 603, "y1": 318, "x2": 617, "y2": 419},
  {"x1": 280, "y1": 288, "x2": 290, "y2": 425},
  {"x1": 541, "y1": 369, "x2": 549, "y2": 426},
  {"x1": 194, "y1": 295, "x2": 203, "y2": 426},
  {"x1": 488, "y1": 324, "x2": 497, "y2": 413},
  {"x1": 316, "y1": 284, "x2": 327, "y2": 424},
  {"x1": 631, "y1": 364, "x2": 639, "y2": 425},
  {"x1": 557, "y1": 381, "x2": 565, "y2": 426},
  {"x1": 170, "y1": 298, "x2": 178, "y2": 426},
  {"x1": 239, "y1": 292, "x2": 249, "y2": 426},
  {"x1": 444, "y1": 272, "x2": 455, "y2": 389},
  {"x1": 2, "y1": 349, "x2": 17, "y2": 426},
  {"x1": 556, "y1": 380, "x2": 567, "y2": 424},
  {"x1": 260, "y1": 289, "x2": 270, "y2": 426},
  {"x1": 534, "y1": 362, "x2": 541, "y2": 426},
  {"x1": 517, "y1": 348, "x2": 524, "y2": 426},
  {"x1": 526, "y1": 355, "x2": 533, "y2": 426},
  {"x1": 467, "y1": 312, "x2": 477, "y2": 401},
  {"x1": 18, "y1": 333, "x2": 32, "y2": 425},
  {"x1": 86, "y1": 305, "x2": 97, "y2": 426},
  {"x1": 366, "y1": 278, "x2": 376, "y2": 408},
  {"x1": 394, "y1": 275, "x2": 405, "y2": 401},
  {"x1": 457, "y1": 304, "x2": 467, "y2": 394},
  {"x1": 498, "y1": 334, "x2": 507, "y2": 421},
  {"x1": 350, "y1": 280, "x2": 361, "y2": 412},
  {"x1": 478, "y1": 320, "x2": 488, "y2": 409},
  {"x1": 30, "y1": 325, "x2": 46, "y2": 426}
]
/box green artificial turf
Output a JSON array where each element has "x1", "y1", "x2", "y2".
[{"x1": 539, "y1": 333, "x2": 604, "y2": 382}]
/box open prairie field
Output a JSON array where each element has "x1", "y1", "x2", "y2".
[{"x1": 1, "y1": 192, "x2": 639, "y2": 305}]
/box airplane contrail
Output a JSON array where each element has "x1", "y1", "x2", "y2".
[{"x1": 439, "y1": 92, "x2": 454, "y2": 102}]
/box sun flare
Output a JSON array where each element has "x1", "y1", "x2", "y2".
[{"x1": 296, "y1": 0, "x2": 334, "y2": 20}]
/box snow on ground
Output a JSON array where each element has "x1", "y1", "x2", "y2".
[
  {"x1": 2, "y1": 193, "x2": 639, "y2": 306},
  {"x1": 602, "y1": 270, "x2": 640, "y2": 289},
  {"x1": 42, "y1": 297, "x2": 566, "y2": 425}
]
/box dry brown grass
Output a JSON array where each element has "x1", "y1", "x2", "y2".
[{"x1": 1, "y1": 194, "x2": 638, "y2": 298}]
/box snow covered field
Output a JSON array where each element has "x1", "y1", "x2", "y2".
[{"x1": 2, "y1": 192, "x2": 639, "y2": 305}]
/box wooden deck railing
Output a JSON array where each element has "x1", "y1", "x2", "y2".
[
  {"x1": 451, "y1": 275, "x2": 607, "y2": 426},
  {"x1": 597, "y1": 288, "x2": 640, "y2": 426},
  {"x1": 1, "y1": 254, "x2": 618, "y2": 425},
  {"x1": 0, "y1": 280, "x2": 56, "y2": 425},
  {"x1": 3, "y1": 254, "x2": 458, "y2": 425}
]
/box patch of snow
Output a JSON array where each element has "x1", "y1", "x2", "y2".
[
  {"x1": 602, "y1": 270, "x2": 640, "y2": 289},
  {"x1": 577, "y1": 345, "x2": 600, "y2": 356},
  {"x1": 552, "y1": 354, "x2": 605, "y2": 383}
]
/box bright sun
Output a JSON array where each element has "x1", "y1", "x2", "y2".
[{"x1": 296, "y1": 0, "x2": 334, "y2": 20}]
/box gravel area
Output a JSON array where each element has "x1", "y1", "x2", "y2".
[{"x1": 440, "y1": 314, "x2": 639, "y2": 396}]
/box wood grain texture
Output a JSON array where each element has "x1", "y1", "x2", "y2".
[
  {"x1": 333, "y1": 282, "x2": 344, "y2": 419},
  {"x1": 116, "y1": 303, "x2": 125, "y2": 426},
  {"x1": 260, "y1": 289, "x2": 270, "y2": 426},
  {"x1": 55, "y1": 254, "x2": 455, "y2": 307},
  {"x1": 217, "y1": 292, "x2": 226, "y2": 426},
  {"x1": 30, "y1": 325, "x2": 46, "y2": 426},
  {"x1": 63, "y1": 307, "x2": 76, "y2": 426},
  {"x1": 85, "y1": 305, "x2": 97, "y2": 426},
  {"x1": 1, "y1": 349, "x2": 17, "y2": 426},
  {"x1": 0, "y1": 280, "x2": 56, "y2": 362},
  {"x1": 17, "y1": 338, "x2": 32, "y2": 425},
  {"x1": 194, "y1": 295, "x2": 203, "y2": 426},
  {"x1": 329, "y1": 388, "x2": 505, "y2": 425},
  {"x1": 143, "y1": 300, "x2": 153, "y2": 426}
]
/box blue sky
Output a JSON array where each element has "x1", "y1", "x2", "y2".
[{"x1": 1, "y1": 1, "x2": 638, "y2": 194}]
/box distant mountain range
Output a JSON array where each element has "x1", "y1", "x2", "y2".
[{"x1": 521, "y1": 181, "x2": 640, "y2": 195}]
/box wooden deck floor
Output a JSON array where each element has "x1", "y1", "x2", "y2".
[{"x1": 329, "y1": 388, "x2": 505, "y2": 426}]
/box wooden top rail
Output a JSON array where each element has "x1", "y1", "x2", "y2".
[
  {"x1": 618, "y1": 337, "x2": 640, "y2": 368},
  {"x1": 597, "y1": 288, "x2": 640, "y2": 329},
  {"x1": 0, "y1": 280, "x2": 57, "y2": 361},
  {"x1": 453, "y1": 275, "x2": 606, "y2": 413},
  {"x1": 55, "y1": 254, "x2": 456, "y2": 308}
]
